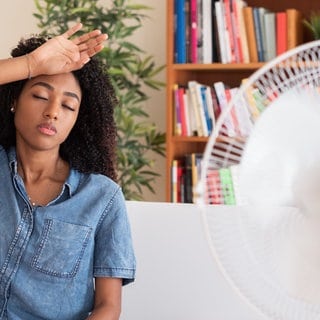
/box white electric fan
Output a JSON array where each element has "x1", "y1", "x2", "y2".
[{"x1": 197, "y1": 40, "x2": 320, "y2": 320}]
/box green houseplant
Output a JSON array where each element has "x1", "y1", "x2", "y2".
[
  {"x1": 303, "y1": 11, "x2": 320, "y2": 40},
  {"x1": 33, "y1": 0, "x2": 165, "y2": 200}
]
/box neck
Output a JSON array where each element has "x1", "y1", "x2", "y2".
[{"x1": 16, "y1": 145, "x2": 66, "y2": 184}]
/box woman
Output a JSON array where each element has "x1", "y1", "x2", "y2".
[{"x1": 0, "y1": 24, "x2": 136, "y2": 320}]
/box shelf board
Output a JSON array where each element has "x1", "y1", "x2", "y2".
[
  {"x1": 171, "y1": 136, "x2": 209, "y2": 143},
  {"x1": 172, "y1": 63, "x2": 265, "y2": 71}
]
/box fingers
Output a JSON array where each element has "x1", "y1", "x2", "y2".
[
  {"x1": 86, "y1": 44, "x2": 105, "y2": 57},
  {"x1": 63, "y1": 22, "x2": 83, "y2": 39},
  {"x1": 77, "y1": 33, "x2": 108, "y2": 52}
]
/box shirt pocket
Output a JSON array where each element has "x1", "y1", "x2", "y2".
[{"x1": 31, "y1": 218, "x2": 92, "y2": 278}]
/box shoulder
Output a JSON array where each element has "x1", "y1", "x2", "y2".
[
  {"x1": 69, "y1": 169, "x2": 126, "y2": 213},
  {"x1": 80, "y1": 172, "x2": 121, "y2": 196}
]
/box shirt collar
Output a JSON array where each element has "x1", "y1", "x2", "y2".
[{"x1": 8, "y1": 146, "x2": 82, "y2": 198}]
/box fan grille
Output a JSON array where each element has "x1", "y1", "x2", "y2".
[{"x1": 200, "y1": 40, "x2": 320, "y2": 205}]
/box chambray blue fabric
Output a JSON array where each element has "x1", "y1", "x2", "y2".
[{"x1": 0, "y1": 146, "x2": 136, "y2": 320}]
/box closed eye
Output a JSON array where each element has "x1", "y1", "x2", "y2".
[
  {"x1": 62, "y1": 104, "x2": 75, "y2": 111},
  {"x1": 33, "y1": 94, "x2": 48, "y2": 101}
]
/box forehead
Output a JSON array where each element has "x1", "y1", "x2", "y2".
[{"x1": 25, "y1": 73, "x2": 82, "y2": 97}]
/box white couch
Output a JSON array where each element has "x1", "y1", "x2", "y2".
[{"x1": 121, "y1": 201, "x2": 266, "y2": 320}]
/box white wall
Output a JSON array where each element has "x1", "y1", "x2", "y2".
[
  {"x1": 0, "y1": 0, "x2": 166, "y2": 202},
  {"x1": 0, "y1": 2, "x2": 38, "y2": 58}
]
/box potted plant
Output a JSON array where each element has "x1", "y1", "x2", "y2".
[{"x1": 33, "y1": 0, "x2": 165, "y2": 200}]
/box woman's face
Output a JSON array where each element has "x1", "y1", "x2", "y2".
[{"x1": 14, "y1": 72, "x2": 82, "y2": 152}]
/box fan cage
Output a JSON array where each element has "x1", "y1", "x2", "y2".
[{"x1": 198, "y1": 40, "x2": 320, "y2": 206}]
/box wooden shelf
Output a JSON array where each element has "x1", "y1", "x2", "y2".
[
  {"x1": 172, "y1": 63, "x2": 264, "y2": 71},
  {"x1": 165, "y1": 0, "x2": 318, "y2": 202},
  {"x1": 172, "y1": 136, "x2": 209, "y2": 143}
]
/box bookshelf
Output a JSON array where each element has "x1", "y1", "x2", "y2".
[{"x1": 166, "y1": 0, "x2": 320, "y2": 202}]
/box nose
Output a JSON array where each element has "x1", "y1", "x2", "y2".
[{"x1": 43, "y1": 101, "x2": 59, "y2": 120}]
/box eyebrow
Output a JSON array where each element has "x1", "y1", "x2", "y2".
[{"x1": 31, "y1": 81, "x2": 80, "y2": 102}]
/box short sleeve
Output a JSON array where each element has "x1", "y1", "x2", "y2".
[{"x1": 93, "y1": 188, "x2": 136, "y2": 285}]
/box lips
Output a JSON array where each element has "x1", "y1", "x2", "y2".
[{"x1": 37, "y1": 123, "x2": 57, "y2": 136}]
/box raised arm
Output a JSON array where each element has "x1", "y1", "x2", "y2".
[{"x1": 0, "y1": 23, "x2": 107, "y2": 85}]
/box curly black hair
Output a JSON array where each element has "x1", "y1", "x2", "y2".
[{"x1": 0, "y1": 36, "x2": 118, "y2": 181}]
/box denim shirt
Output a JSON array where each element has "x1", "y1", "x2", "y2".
[{"x1": 0, "y1": 146, "x2": 136, "y2": 320}]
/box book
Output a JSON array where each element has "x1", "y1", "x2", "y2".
[
  {"x1": 184, "y1": 154, "x2": 193, "y2": 203},
  {"x1": 230, "y1": 0, "x2": 244, "y2": 63},
  {"x1": 210, "y1": 86, "x2": 222, "y2": 119},
  {"x1": 276, "y1": 12, "x2": 287, "y2": 55},
  {"x1": 202, "y1": 0, "x2": 213, "y2": 63},
  {"x1": 191, "y1": 153, "x2": 203, "y2": 202},
  {"x1": 186, "y1": 89, "x2": 198, "y2": 135},
  {"x1": 171, "y1": 159, "x2": 178, "y2": 202},
  {"x1": 286, "y1": 8, "x2": 302, "y2": 49},
  {"x1": 241, "y1": 79, "x2": 260, "y2": 120},
  {"x1": 177, "y1": 161, "x2": 185, "y2": 202},
  {"x1": 188, "y1": 81, "x2": 207, "y2": 136},
  {"x1": 190, "y1": 0, "x2": 198, "y2": 63},
  {"x1": 174, "y1": 0, "x2": 187, "y2": 63},
  {"x1": 206, "y1": 169, "x2": 223, "y2": 204},
  {"x1": 205, "y1": 86, "x2": 216, "y2": 134},
  {"x1": 214, "y1": 81, "x2": 236, "y2": 136},
  {"x1": 183, "y1": 89, "x2": 192, "y2": 136},
  {"x1": 185, "y1": 0, "x2": 191, "y2": 62},
  {"x1": 225, "y1": 87, "x2": 241, "y2": 136},
  {"x1": 173, "y1": 84, "x2": 182, "y2": 135},
  {"x1": 215, "y1": 0, "x2": 228, "y2": 63},
  {"x1": 235, "y1": 0, "x2": 249, "y2": 63},
  {"x1": 178, "y1": 87, "x2": 188, "y2": 136},
  {"x1": 253, "y1": 7, "x2": 264, "y2": 62},
  {"x1": 219, "y1": 167, "x2": 236, "y2": 205},
  {"x1": 211, "y1": 0, "x2": 221, "y2": 62},
  {"x1": 263, "y1": 12, "x2": 276, "y2": 61},
  {"x1": 197, "y1": 0, "x2": 204, "y2": 63},
  {"x1": 243, "y1": 6, "x2": 258, "y2": 63},
  {"x1": 223, "y1": 0, "x2": 236, "y2": 62},
  {"x1": 200, "y1": 85, "x2": 213, "y2": 135},
  {"x1": 259, "y1": 7, "x2": 268, "y2": 61},
  {"x1": 230, "y1": 87, "x2": 253, "y2": 137}
]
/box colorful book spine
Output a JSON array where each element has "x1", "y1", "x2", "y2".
[
  {"x1": 263, "y1": 12, "x2": 276, "y2": 61},
  {"x1": 223, "y1": 0, "x2": 236, "y2": 62},
  {"x1": 219, "y1": 167, "x2": 236, "y2": 205},
  {"x1": 171, "y1": 160, "x2": 178, "y2": 202},
  {"x1": 173, "y1": 84, "x2": 182, "y2": 135},
  {"x1": 231, "y1": 0, "x2": 243, "y2": 63},
  {"x1": 214, "y1": 81, "x2": 236, "y2": 136},
  {"x1": 188, "y1": 81, "x2": 204, "y2": 136},
  {"x1": 243, "y1": 6, "x2": 258, "y2": 63},
  {"x1": 215, "y1": 1, "x2": 228, "y2": 63},
  {"x1": 211, "y1": 0, "x2": 221, "y2": 62},
  {"x1": 178, "y1": 87, "x2": 188, "y2": 136},
  {"x1": 174, "y1": 0, "x2": 187, "y2": 63},
  {"x1": 200, "y1": 85, "x2": 213, "y2": 135},
  {"x1": 184, "y1": 154, "x2": 193, "y2": 203},
  {"x1": 190, "y1": 0, "x2": 198, "y2": 63},
  {"x1": 206, "y1": 169, "x2": 223, "y2": 204},
  {"x1": 235, "y1": 0, "x2": 249, "y2": 63},
  {"x1": 197, "y1": 0, "x2": 204, "y2": 63},
  {"x1": 253, "y1": 7, "x2": 264, "y2": 62},
  {"x1": 286, "y1": 8, "x2": 302, "y2": 49},
  {"x1": 276, "y1": 12, "x2": 287, "y2": 55},
  {"x1": 202, "y1": 0, "x2": 213, "y2": 63}
]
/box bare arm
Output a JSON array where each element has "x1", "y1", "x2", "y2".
[
  {"x1": 87, "y1": 278, "x2": 122, "y2": 320},
  {"x1": 0, "y1": 23, "x2": 107, "y2": 85}
]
